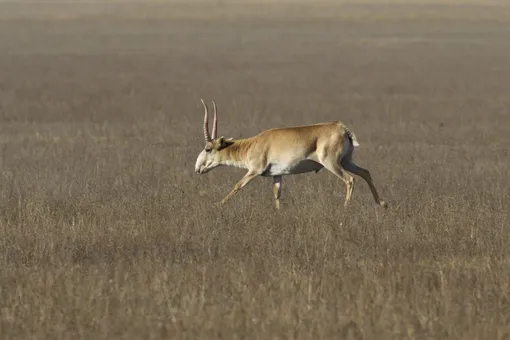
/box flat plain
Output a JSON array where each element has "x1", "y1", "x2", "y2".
[{"x1": 1, "y1": 1, "x2": 510, "y2": 339}]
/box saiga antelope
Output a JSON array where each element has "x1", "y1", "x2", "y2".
[{"x1": 194, "y1": 99, "x2": 387, "y2": 210}]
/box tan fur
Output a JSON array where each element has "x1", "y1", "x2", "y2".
[{"x1": 195, "y1": 101, "x2": 387, "y2": 210}]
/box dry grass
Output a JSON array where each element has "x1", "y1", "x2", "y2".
[{"x1": 1, "y1": 1, "x2": 510, "y2": 339}]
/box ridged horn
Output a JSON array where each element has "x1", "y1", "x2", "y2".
[
  {"x1": 211, "y1": 101, "x2": 218, "y2": 139},
  {"x1": 200, "y1": 98, "x2": 211, "y2": 142}
]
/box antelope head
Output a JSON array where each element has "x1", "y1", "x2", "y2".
[{"x1": 195, "y1": 99, "x2": 235, "y2": 174}]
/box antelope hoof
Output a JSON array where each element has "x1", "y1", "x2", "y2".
[{"x1": 380, "y1": 201, "x2": 388, "y2": 209}]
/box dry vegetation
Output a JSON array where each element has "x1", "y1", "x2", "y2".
[{"x1": 1, "y1": 1, "x2": 510, "y2": 339}]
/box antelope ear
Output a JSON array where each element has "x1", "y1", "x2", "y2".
[{"x1": 218, "y1": 136, "x2": 234, "y2": 149}]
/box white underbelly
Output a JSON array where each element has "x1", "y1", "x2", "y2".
[{"x1": 261, "y1": 160, "x2": 324, "y2": 177}]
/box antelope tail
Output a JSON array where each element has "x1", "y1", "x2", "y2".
[{"x1": 346, "y1": 129, "x2": 360, "y2": 147}]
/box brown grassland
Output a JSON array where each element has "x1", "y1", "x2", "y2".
[{"x1": 1, "y1": 0, "x2": 510, "y2": 339}]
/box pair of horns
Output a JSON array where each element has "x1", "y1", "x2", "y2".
[{"x1": 201, "y1": 99, "x2": 217, "y2": 142}]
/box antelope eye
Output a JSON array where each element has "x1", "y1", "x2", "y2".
[{"x1": 205, "y1": 147, "x2": 212, "y2": 153}]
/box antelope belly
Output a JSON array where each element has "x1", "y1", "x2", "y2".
[{"x1": 261, "y1": 160, "x2": 324, "y2": 176}]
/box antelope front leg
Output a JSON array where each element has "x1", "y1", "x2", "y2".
[
  {"x1": 273, "y1": 176, "x2": 282, "y2": 210},
  {"x1": 219, "y1": 171, "x2": 259, "y2": 205}
]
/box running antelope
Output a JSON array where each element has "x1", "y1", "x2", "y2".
[{"x1": 194, "y1": 99, "x2": 387, "y2": 210}]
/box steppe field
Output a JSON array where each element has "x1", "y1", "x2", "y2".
[{"x1": 1, "y1": 0, "x2": 510, "y2": 339}]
